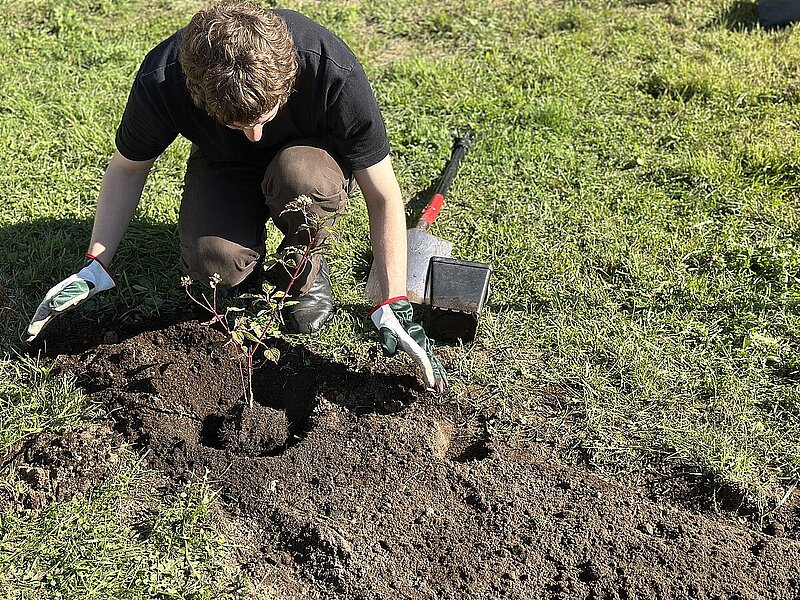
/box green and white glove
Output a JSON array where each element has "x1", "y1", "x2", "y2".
[
  {"x1": 370, "y1": 296, "x2": 448, "y2": 393},
  {"x1": 26, "y1": 254, "x2": 116, "y2": 342}
]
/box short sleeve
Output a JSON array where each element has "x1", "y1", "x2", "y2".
[
  {"x1": 115, "y1": 75, "x2": 178, "y2": 162},
  {"x1": 327, "y1": 63, "x2": 390, "y2": 171}
]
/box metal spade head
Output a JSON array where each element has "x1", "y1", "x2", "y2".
[{"x1": 405, "y1": 228, "x2": 453, "y2": 305}]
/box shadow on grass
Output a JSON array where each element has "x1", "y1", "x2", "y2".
[
  {"x1": 353, "y1": 177, "x2": 441, "y2": 282},
  {"x1": 0, "y1": 216, "x2": 181, "y2": 347},
  {"x1": 706, "y1": 0, "x2": 759, "y2": 31},
  {"x1": 351, "y1": 179, "x2": 440, "y2": 284}
]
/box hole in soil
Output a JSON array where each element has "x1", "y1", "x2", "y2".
[
  {"x1": 199, "y1": 404, "x2": 296, "y2": 457},
  {"x1": 200, "y1": 415, "x2": 225, "y2": 450},
  {"x1": 252, "y1": 366, "x2": 315, "y2": 456},
  {"x1": 196, "y1": 365, "x2": 317, "y2": 457},
  {"x1": 643, "y1": 464, "x2": 800, "y2": 537},
  {"x1": 126, "y1": 378, "x2": 158, "y2": 395},
  {"x1": 453, "y1": 439, "x2": 491, "y2": 463},
  {"x1": 111, "y1": 411, "x2": 149, "y2": 451},
  {"x1": 650, "y1": 467, "x2": 751, "y2": 515},
  {"x1": 577, "y1": 561, "x2": 602, "y2": 583}
]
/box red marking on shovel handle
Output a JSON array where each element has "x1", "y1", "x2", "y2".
[
  {"x1": 418, "y1": 193, "x2": 445, "y2": 229},
  {"x1": 415, "y1": 132, "x2": 475, "y2": 231}
]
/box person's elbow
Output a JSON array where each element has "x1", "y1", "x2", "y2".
[
  {"x1": 109, "y1": 149, "x2": 156, "y2": 176},
  {"x1": 355, "y1": 156, "x2": 402, "y2": 208}
]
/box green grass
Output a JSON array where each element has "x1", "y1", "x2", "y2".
[
  {"x1": 0, "y1": 467, "x2": 248, "y2": 599},
  {"x1": 0, "y1": 356, "x2": 250, "y2": 598},
  {"x1": 1, "y1": 0, "x2": 800, "y2": 593},
  {"x1": 0, "y1": 356, "x2": 86, "y2": 452}
]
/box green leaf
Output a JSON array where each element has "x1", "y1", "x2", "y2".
[
  {"x1": 242, "y1": 331, "x2": 261, "y2": 344},
  {"x1": 262, "y1": 347, "x2": 281, "y2": 362}
]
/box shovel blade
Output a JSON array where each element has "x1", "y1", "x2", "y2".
[
  {"x1": 365, "y1": 227, "x2": 453, "y2": 305},
  {"x1": 407, "y1": 228, "x2": 453, "y2": 304}
]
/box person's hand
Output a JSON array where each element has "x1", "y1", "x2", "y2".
[
  {"x1": 26, "y1": 254, "x2": 116, "y2": 342},
  {"x1": 370, "y1": 296, "x2": 447, "y2": 393}
]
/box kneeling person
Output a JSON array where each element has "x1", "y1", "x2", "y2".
[{"x1": 26, "y1": 0, "x2": 446, "y2": 392}]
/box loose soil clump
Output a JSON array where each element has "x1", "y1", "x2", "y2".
[
  {"x1": 16, "y1": 319, "x2": 800, "y2": 598},
  {"x1": 1, "y1": 422, "x2": 124, "y2": 512},
  {"x1": 204, "y1": 402, "x2": 290, "y2": 456}
]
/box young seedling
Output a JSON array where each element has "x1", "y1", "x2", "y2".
[{"x1": 182, "y1": 196, "x2": 337, "y2": 407}]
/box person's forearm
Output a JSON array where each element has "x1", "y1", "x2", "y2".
[
  {"x1": 357, "y1": 156, "x2": 407, "y2": 301},
  {"x1": 365, "y1": 190, "x2": 407, "y2": 300},
  {"x1": 87, "y1": 151, "x2": 154, "y2": 266}
]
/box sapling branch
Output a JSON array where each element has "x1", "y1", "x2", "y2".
[{"x1": 181, "y1": 196, "x2": 332, "y2": 407}]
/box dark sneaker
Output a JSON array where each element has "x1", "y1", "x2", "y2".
[{"x1": 281, "y1": 257, "x2": 334, "y2": 334}]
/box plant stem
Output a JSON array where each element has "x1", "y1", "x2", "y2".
[{"x1": 183, "y1": 202, "x2": 326, "y2": 409}]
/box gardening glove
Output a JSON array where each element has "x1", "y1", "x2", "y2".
[
  {"x1": 370, "y1": 296, "x2": 448, "y2": 393},
  {"x1": 26, "y1": 254, "x2": 116, "y2": 342}
]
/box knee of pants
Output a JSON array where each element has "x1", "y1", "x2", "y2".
[
  {"x1": 263, "y1": 144, "x2": 347, "y2": 203},
  {"x1": 180, "y1": 236, "x2": 260, "y2": 288}
]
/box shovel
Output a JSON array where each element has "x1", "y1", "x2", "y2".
[{"x1": 366, "y1": 132, "x2": 475, "y2": 305}]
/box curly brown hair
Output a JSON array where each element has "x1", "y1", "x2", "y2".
[{"x1": 179, "y1": 1, "x2": 297, "y2": 126}]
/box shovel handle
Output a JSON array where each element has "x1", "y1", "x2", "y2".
[{"x1": 417, "y1": 132, "x2": 475, "y2": 230}]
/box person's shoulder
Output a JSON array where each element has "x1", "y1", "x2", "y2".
[
  {"x1": 273, "y1": 9, "x2": 357, "y2": 73},
  {"x1": 272, "y1": 8, "x2": 327, "y2": 36},
  {"x1": 136, "y1": 29, "x2": 183, "y2": 82}
]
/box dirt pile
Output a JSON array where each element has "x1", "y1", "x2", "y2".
[
  {"x1": 11, "y1": 319, "x2": 800, "y2": 598},
  {"x1": 1, "y1": 422, "x2": 124, "y2": 512},
  {"x1": 206, "y1": 403, "x2": 290, "y2": 456}
]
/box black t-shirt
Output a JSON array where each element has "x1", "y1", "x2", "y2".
[{"x1": 115, "y1": 9, "x2": 390, "y2": 171}]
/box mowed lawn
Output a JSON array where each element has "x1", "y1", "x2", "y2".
[{"x1": 1, "y1": 0, "x2": 800, "y2": 596}]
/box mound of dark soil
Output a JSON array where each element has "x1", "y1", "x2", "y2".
[
  {"x1": 20, "y1": 320, "x2": 800, "y2": 598},
  {"x1": 206, "y1": 402, "x2": 290, "y2": 455},
  {"x1": 1, "y1": 422, "x2": 124, "y2": 511}
]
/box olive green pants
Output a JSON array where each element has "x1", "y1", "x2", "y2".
[{"x1": 179, "y1": 140, "x2": 353, "y2": 294}]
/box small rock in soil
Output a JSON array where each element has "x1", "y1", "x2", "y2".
[
  {"x1": 765, "y1": 521, "x2": 785, "y2": 538},
  {"x1": 638, "y1": 522, "x2": 655, "y2": 535}
]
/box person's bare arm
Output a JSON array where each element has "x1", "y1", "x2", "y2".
[
  {"x1": 87, "y1": 150, "x2": 156, "y2": 266},
  {"x1": 26, "y1": 151, "x2": 155, "y2": 341},
  {"x1": 354, "y1": 154, "x2": 407, "y2": 301},
  {"x1": 358, "y1": 154, "x2": 448, "y2": 391}
]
